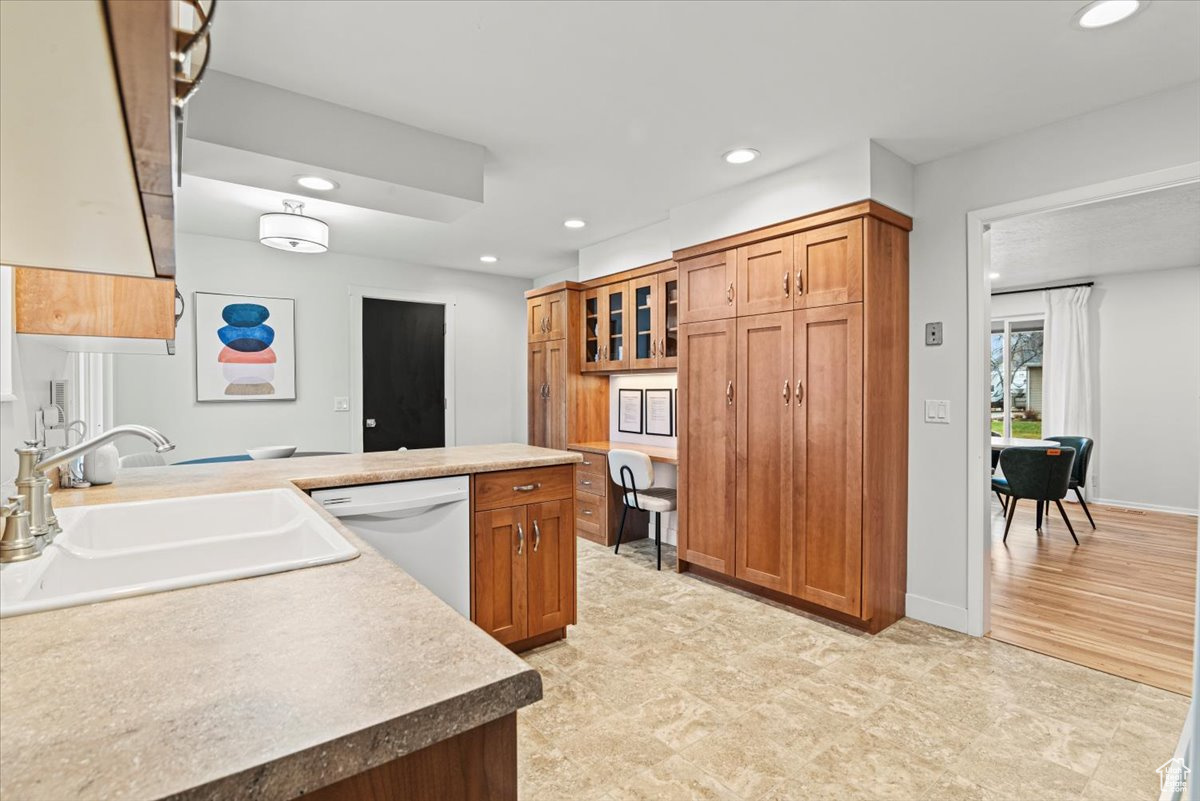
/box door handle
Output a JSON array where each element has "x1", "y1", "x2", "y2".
[
  {"x1": 727, "y1": 282, "x2": 734, "y2": 305},
  {"x1": 532, "y1": 519, "x2": 541, "y2": 552},
  {"x1": 659, "y1": 338, "x2": 665, "y2": 357},
  {"x1": 650, "y1": 338, "x2": 656, "y2": 358},
  {"x1": 364, "y1": 418, "x2": 377, "y2": 428},
  {"x1": 784, "y1": 271, "x2": 790, "y2": 298},
  {"x1": 783, "y1": 379, "x2": 790, "y2": 406},
  {"x1": 516, "y1": 522, "x2": 524, "y2": 555},
  {"x1": 796, "y1": 379, "x2": 804, "y2": 405},
  {"x1": 514, "y1": 483, "x2": 541, "y2": 492},
  {"x1": 726, "y1": 380, "x2": 734, "y2": 406},
  {"x1": 797, "y1": 270, "x2": 804, "y2": 295}
]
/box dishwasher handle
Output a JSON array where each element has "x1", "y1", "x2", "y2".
[{"x1": 316, "y1": 490, "x2": 468, "y2": 518}]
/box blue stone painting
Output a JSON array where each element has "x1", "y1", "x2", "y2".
[{"x1": 195, "y1": 293, "x2": 295, "y2": 402}]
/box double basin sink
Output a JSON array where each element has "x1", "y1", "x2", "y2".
[{"x1": 0, "y1": 489, "x2": 358, "y2": 618}]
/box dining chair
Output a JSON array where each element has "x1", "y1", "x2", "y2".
[
  {"x1": 609, "y1": 449, "x2": 676, "y2": 570},
  {"x1": 1045, "y1": 435, "x2": 1096, "y2": 529},
  {"x1": 991, "y1": 446, "x2": 1079, "y2": 544},
  {"x1": 991, "y1": 448, "x2": 1007, "y2": 511}
]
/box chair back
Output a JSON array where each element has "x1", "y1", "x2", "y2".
[
  {"x1": 119, "y1": 451, "x2": 167, "y2": 469},
  {"x1": 1046, "y1": 435, "x2": 1093, "y2": 486},
  {"x1": 608, "y1": 449, "x2": 654, "y2": 492},
  {"x1": 998, "y1": 447, "x2": 1075, "y2": 501}
]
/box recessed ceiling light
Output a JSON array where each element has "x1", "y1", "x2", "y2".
[
  {"x1": 563, "y1": 219, "x2": 587, "y2": 229},
  {"x1": 989, "y1": 272, "x2": 1001, "y2": 280},
  {"x1": 723, "y1": 148, "x2": 760, "y2": 165},
  {"x1": 480, "y1": 255, "x2": 498, "y2": 264},
  {"x1": 1074, "y1": 0, "x2": 1143, "y2": 29},
  {"x1": 295, "y1": 175, "x2": 338, "y2": 191}
]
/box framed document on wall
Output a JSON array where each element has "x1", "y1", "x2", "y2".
[
  {"x1": 618, "y1": 389, "x2": 643, "y2": 434},
  {"x1": 645, "y1": 388, "x2": 673, "y2": 437}
]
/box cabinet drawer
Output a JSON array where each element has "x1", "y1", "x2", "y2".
[
  {"x1": 474, "y1": 465, "x2": 574, "y2": 511},
  {"x1": 574, "y1": 489, "x2": 606, "y2": 541},
  {"x1": 574, "y1": 450, "x2": 606, "y2": 479},
  {"x1": 575, "y1": 471, "x2": 605, "y2": 496}
]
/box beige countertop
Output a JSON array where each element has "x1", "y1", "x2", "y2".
[{"x1": 0, "y1": 443, "x2": 582, "y2": 801}]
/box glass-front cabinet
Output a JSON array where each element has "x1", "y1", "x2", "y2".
[
  {"x1": 658, "y1": 268, "x2": 679, "y2": 369},
  {"x1": 582, "y1": 289, "x2": 602, "y2": 371},
  {"x1": 631, "y1": 275, "x2": 656, "y2": 369},
  {"x1": 580, "y1": 270, "x2": 678, "y2": 372},
  {"x1": 603, "y1": 283, "x2": 629, "y2": 370}
]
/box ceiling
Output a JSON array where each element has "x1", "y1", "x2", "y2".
[
  {"x1": 179, "y1": 0, "x2": 1200, "y2": 278},
  {"x1": 990, "y1": 181, "x2": 1200, "y2": 288}
]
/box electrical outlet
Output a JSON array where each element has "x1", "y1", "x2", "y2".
[
  {"x1": 333, "y1": 397, "x2": 350, "y2": 412},
  {"x1": 925, "y1": 322, "x2": 943, "y2": 346},
  {"x1": 924, "y1": 400, "x2": 950, "y2": 424}
]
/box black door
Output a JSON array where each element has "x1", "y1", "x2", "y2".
[{"x1": 362, "y1": 298, "x2": 445, "y2": 451}]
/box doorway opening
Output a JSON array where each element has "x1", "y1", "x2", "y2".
[
  {"x1": 349, "y1": 287, "x2": 455, "y2": 452},
  {"x1": 967, "y1": 168, "x2": 1200, "y2": 697}
]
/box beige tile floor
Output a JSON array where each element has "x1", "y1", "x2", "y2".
[{"x1": 518, "y1": 538, "x2": 1190, "y2": 801}]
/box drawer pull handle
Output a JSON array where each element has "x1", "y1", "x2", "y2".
[
  {"x1": 581, "y1": 460, "x2": 592, "y2": 466},
  {"x1": 514, "y1": 483, "x2": 541, "y2": 492},
  {"x1": 582, "y1": 509, "x2": 593, "y2": 516},
  {"x1": 580, "y1": 479, "x2": 592, "y2": 486}
]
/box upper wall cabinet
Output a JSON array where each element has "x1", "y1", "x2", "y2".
[
  {"x1": 795, "y1": 219, "x2": 863, "y2": 308},
  {"x1": 629, "y1": 268, "x2": 679, "y2": 370},
  {"x1": 528, "y1": 291, "x2": 567, "y2": 342},
  {"x1": 581, "y1": 283, "x2": 631, "y2": 372},
  {"x1": 0, "y1": 0, "x2": 186, "y2": 279},
  {"x1": 678, "y1": 251, "x2": 736, "y2": 324}
]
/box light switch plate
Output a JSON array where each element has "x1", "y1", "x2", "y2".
[
  {"x1": 924, "y1": 400, "x2": 951, "y2": 424},
  {"x1": 925, "y1": 322, "x2": 943, "y2": 346},
  {"x1": 333, "y1": 397, "x2": 350, "y2": 412}
]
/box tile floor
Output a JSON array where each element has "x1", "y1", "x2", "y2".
[{"x1": 518, "y1": 538, "x2": 1190, "y2": 801}]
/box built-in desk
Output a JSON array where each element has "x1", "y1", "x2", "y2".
[{"x1": 567, "y1": 441, "x2": 678, "y2": 547}]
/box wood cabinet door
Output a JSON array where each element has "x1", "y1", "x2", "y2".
[
  {"x1": 678, "y1": 319, "x2": 737, "y2": 575},
  {"x1": 735, "y1": 312, "x2": 794, "y2": 593},
  {"x1": 629, "y1": 275, "x2": 658, "y2": 370},
  {"x1": 794, "y1": 220, "x2": 863, "y2": 309},
  {"x1": 544, "y1": 338, "x2": 568, "y2": 450},
  {"x1": 657, "y1": 269, "x2": 680, "y2": 369},
  {"x1": 678, "y1": 251, "x2": 735, "y2": 324},
  {"x1": 527, "y1": 499, "x2": 575, "y2": 636},
  {"x1": 544, "y1": 291, "x2": 567, "y2": 340},
  {"x1": 793, "y1": 304, "x2": 863, "y2": 615},
  {"x1": 527, "y1": 343, "x2": 548, "y2": 447},
  {"x1": 473, "y1": 506, "x2": 528, "y2": 645},
  {"x1": 601, "y1": 282, "x2": 630, "y2": 370},
  {"x1": 580, "y1": 288, "x2": 604, "y2": 372},
  {"x1": 736, "y1": 236, "x2": 794, "y2": 317},
  {"x1": 527, "y1": 297, "x2": 548, "y2": 342}
]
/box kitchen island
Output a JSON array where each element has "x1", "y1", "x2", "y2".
[{"x1": 0, "y1": 444, "x2": 581, "y2": 801}]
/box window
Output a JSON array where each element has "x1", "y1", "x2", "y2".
[{"x1": 990, "y1": 318, "x2": 1044, "y2": 439}]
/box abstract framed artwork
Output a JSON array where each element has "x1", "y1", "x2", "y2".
[{"x1": 194, "y1": 292, "x2": 296, "y2": 402}]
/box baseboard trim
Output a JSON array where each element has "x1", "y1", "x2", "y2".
[
  {"x1": 905, "y1": 594, "x2": 969, "y2": 634},
  {"x1": 1091, "y1": 497, "x2": 1199, "y2": 517}
]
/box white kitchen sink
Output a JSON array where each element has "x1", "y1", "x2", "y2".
[{"x1": 0, "y1": 489, "x2": 358, "y2": 618}]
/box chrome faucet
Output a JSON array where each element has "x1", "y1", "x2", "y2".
[{"x1": 5, "y1": 425, "x2": 175, "y2": 563}]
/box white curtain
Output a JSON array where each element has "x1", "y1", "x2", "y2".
[{"x1": 1042, "y1": 286, "x2": 1094, "y2": 484}]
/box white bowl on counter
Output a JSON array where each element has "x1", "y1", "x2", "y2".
[{"x1": 247, "y1": 445, "x2": 297, "y2": 460}]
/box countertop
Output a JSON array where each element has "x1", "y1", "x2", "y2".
[
  {"x1": 569, "y1": 440, "x2": 679, "y2": 465},
  {"x1": 0, "y1": 443, "x2": 581, "y2": 801}
]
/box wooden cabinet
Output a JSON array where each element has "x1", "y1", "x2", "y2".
[
  {"x1": 735, "y1": 312, "x2": 794, "y2": 593},
  {"x1": 629, "y1": 269, "x2": 680, "y2": 370},
  {"x1": 795, "y1": 219, "x2": 863, "y2": 309},
  {"x1": 679, "y1": 250, "x2": 736, "y2": 324},
  {"x1": 675, "y1": 203, "x2": 908, "y2": 634},
  {"x1": 677, "y1": 319, "x2": 737, "y2": 574},
  {"x1": 472, "y1": 466, "x2": 575, "y2": 649},
  {"x1": 736, "y1": 237, "x2": 794, "y2": 317},
  {"x1": 527, "y1": 290, "x2": 567, "y2": 342},
  {"x1": 14, "y1": 266, "x2": 176, "y2": 343},
  {"x1": 528, "y1": 339, "x2": 568, "y2": 449},
  {"x1": 793, "y1": 304, "x2": 863, "y2": 614},
  {"x1": 580, "y1": 282, "x2": 631, "y2": 371}
]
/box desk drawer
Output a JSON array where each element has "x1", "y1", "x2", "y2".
[
  {"x1": 573, "y1": 450, "x2": 606, "y2": 480},
  {"x1": 575, "y1": 471, "x2": 605, "y2": 496},
  {"x1": 574, "y1": 488, "x2": 606, "y2": 542},
  {"x1": 474, "y1": 465, "x2": 573, "y2": 511}
]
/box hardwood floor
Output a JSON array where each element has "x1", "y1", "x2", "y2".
[{"x1": 989, "y1": 497, "x2": 1197, "y2": 695}]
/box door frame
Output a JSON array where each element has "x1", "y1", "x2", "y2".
[
  {"x1": 964, "y1": 162, "x2": 1199, "y2": 636},
  {"x1": 348, "y1": 285, "x2": 456, "y2": 453}
]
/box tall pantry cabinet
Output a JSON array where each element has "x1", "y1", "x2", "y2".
[{"x1": 676, "y1": 202, "x2": 910, "y2": 633}]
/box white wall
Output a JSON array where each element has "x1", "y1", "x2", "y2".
[
  {"x1": 0, "y1": 337, "x2": 68, "y2": 495},
  {"x1": 113, "y1": 233, "x2": 531, "y2": 463},
  {"x1": 1092, "y1": 266, "x2": 1199, "y2": 513},
  {"x1": 608, "y1": 372, "x2": 679, "y2": 546},
  {"x1": 578, "y1": 220, "x2": 671, "y2": 282},
  {"x1": 909, "y1": 81, "x2": 1200, "y2": 630}
]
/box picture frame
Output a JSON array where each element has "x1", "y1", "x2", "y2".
[
  {"x1": 645, "y1": 388, "x2": 673, "y2": 437},
  {"x1": 194, "y1": 291, "x2": 297, "y2": 402},
  {"x1": 617, "y1": 388, "x2": 643, "y2": 434}
]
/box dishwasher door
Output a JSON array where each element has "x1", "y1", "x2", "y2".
[{"x1": 311, "y1": 476, "x2": 470, "y2": 617}]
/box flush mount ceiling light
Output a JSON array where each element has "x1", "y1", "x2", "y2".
[
  {"x1": 259, "y1": 200, "x2": 329, "y2": 253},
  {"x1": 295, "y1": 175, "x2": 338, "y2": 191},
  {"x1": 563, "y1": 218, "x2": 587, "y2": 229},
  {"x1": 480, "y1": 254, "x2": 498, "y2": 263},
  {"x1": 723, "y1": 148, "x2": 760, "y2": 165},
  {"x1": 1074, "y1": 0, "x2": 1144, "y2": 29}
]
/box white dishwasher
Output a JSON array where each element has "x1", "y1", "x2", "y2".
[{"x1": 311, "y1": 475, "x2": 470, "y2": 617}]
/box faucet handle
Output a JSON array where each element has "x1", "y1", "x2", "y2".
[{"x1": 1, "y1": 496, "x2": 42, "y2": 563}]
